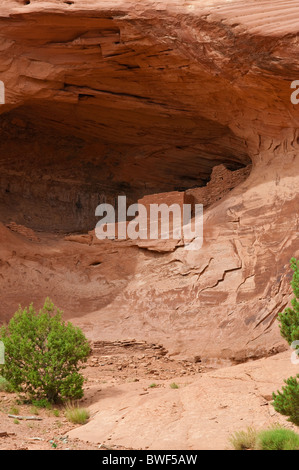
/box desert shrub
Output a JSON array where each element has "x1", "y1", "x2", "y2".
[
  {"x1": 277, "y1": 258, "x2": 299, "y2": 345},
  {"x1": 65, "y1": 404, "x2": 90, "y2": 424},
  {"x1": 272, "y1": 258, "x2": 299, "y2": 425},
  {"x1": 229, "y1": 427, "x2": 257, "y2": 450},
  {"x1": 29, "y1": 406, "x2": 39, "y2": 416},
  {"x1": 0, "y1": 298, "x2": 90, "y2": 403},
  {"x1": 0, "y1": 376, "x2": 13, "y2": 392},
  {"x1": 272, "y1": 376, "x2": 299, "y2": 426},
  {"x1": 9, "y1": 405, "x2": 19, "y2": 415},
  {"x1": 170, "y1": 382, "x2": 179, "y2": 389},
  {"x1": 256, "y1": 427, "x2": 299, "y2": 450},
  {"x1": 149, "y1": 383, "x2": 158, "y2": 388},
  {"x1": 31, "y1": 398, "x2": 53, "y2": 409}
]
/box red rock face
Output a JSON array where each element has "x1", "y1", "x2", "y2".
[{"x1": 0, "y1": 0, "x2": 298, "y2": 363}]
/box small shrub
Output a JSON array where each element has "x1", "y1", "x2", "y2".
[
  {"x1": 229, "y1": 427, "x2": 257, "y2": 450},
  {"x1": 13, "y1": 419, "x2": 19, "y2": 425},
  {"x1": 277, "y1": 258, "x2": 299, "y2": 345},
  {"x1": 0, "y1": 376, "x2": 13, "y2": 393},
  {"x1": 149, "y1": 383, "x2": 158, "y2": 388},
  {"x1": 53, "y1": 409, "x2": 60, "y2": 417},
  {"x1": 49, "y1": 440, "x2": 57, "y2": 449},
  {"x1": 170, "y1": 382, "x2": 179, "y2": 389},
  {"x1": 9, "y1": 405, "x2": 19, "y2": 415},
  {"x1": 0, "y1": 298, "x2": 91, "y2": 403},
  {"x1": 256, "y1": 427, "x2": 299, "y2": 450},
  {"x1": 31, "y1": 399, "x2": 52, "y2": 410},
  {"x1": 30, "y1": 406, "x2": 39, "y2": 416},
  {"x1": 272, "y1": 259, "x2": 299, "y2": 425},
  {"x1": 272, "y1": 376, "x2": 299, "y2": 425},
  {"x1": 65, "y1": 405, "x2": 90, "y2": 425}
]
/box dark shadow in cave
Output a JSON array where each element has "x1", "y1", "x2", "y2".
[{"x1": 0, "y1": 100, "x2": 252, "y2": 232}]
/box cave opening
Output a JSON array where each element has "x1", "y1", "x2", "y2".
[{"x1": 0, "y1": 100, "x2": 251, "y2": 233}]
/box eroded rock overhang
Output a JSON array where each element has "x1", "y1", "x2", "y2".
[
  {"x1": 0, "y1": 0, "x2": 298, "y2": 362},
  {"x1": 1, "y1": 0, "x2": 295, "y2": 230}
]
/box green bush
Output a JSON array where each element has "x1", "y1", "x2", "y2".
[
  {"x1": 31, "y1": 398, "x2": 53, "y2": 409},
  {"x1": 272, "y1": 258, "x2": 299, "y2": 425},
  {"x1": 256, "y1": 427, "x2": 299, "y2": 450},
  {"x1": 0, "y1": 298, "x2": 90, "y2": 403},
  {"x1": 277, "y1": 258, "x2": 299, "y2": 345},
  {"x1": 272, "y1": 376, "x2": 299, "y2": 426}
]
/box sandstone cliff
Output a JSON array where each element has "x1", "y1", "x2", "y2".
[{"x1": 0, "y1": 0, "x2": 298, "y2": 364}]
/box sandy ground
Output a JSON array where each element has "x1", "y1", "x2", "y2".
[
  {"x1": 0, "y1": 339, "x2": 201, "y2": 450},
  {"x1": 0, "y1": 341, "x2": 298, "y2": 450}
]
